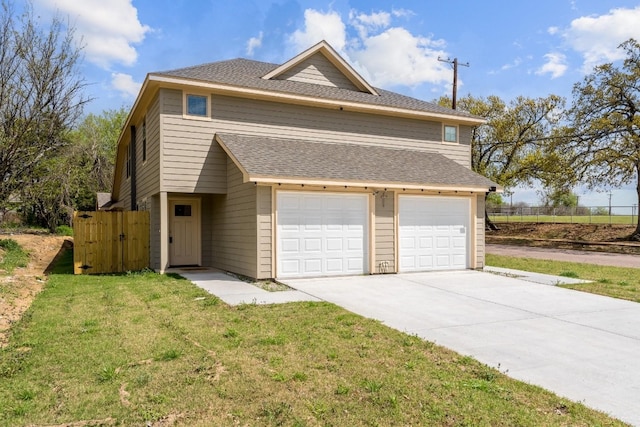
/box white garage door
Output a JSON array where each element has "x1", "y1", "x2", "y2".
[
  {"x1": 399, "y1": 196, "x2": 470, "y2": 272},
  {"x1": 277, "y1": 192, "x2": 368, "y2": 278}
]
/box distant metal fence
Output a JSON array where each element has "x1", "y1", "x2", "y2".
[{"x1": 488, "y1": 205, "x2": 638, "y2": 225}]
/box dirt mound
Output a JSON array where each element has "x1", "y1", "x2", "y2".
[
  {"x1": 0, "y1": 234, "x2": 70, "y2": 347},
  {"x1": 490, "y1": 223, "x2": 635, "y2": 242}
]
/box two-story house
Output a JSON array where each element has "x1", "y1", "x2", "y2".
[{"x1": 109, "y1": 41, "x2": 498, "y2": 279}]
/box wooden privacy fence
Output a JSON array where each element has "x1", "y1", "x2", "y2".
[{"x1": 73, "y1": 211, "x2": 150, "y2": 274}]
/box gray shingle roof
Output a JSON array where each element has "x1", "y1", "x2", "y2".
[
  {"x1": 216, "y1": 133, "x2": 496, "y2": 190},
  {"x1": 154, "y1": 58, "x2": 479, "y2": 120}
]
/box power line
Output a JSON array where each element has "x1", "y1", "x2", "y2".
[{"x1": 438, "y1": 57, "x2": 469, "y2": 110}]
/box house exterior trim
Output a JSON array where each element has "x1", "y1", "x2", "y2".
[{"x1": 261, "y1": 40, "x2": 380, "y2": 96}]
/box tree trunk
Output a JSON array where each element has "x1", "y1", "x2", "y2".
[
  {"x1": 632, "y1": 165, "x2": 640, "y2": 241},
  {"x1": 485, "y1": 194, "x2": 500, "y2": 231}
]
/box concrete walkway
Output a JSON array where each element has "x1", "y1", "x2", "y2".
[
  {"x1": 488, "y1": 244, "x2": 640, "y2": 268},
  {"x1": 281, "y1": 271, "x2": 640, "y2": 426},
  {"x1": 180, "y1": 271, "x2": 321, "y2": 305},
  {"x1": 484, "y1": 266, "x2": 592, "y2": 286}
]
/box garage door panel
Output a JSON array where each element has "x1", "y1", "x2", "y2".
[
  {"x1": 418, "y1": 256, "x2": 433, "y2": 269},
  {"x1": 400, "y1": 236, "x2": 415, "y2": 249},
  {"x1": 304, "y1": 238, "x2": 321, "y2": 252},
  {"x1": 436, "y1": 255, "x2": 451, "y2": 267},
  {"x1": 326, "y1": 258, "x2": 344, "y2": 272},
  {"x1": 347, "y1": 238, "x2": 363, "y2": 251},
  {"x1": 399, "y1": 196, "x2": 470, "y2": 272},
  {"x1": 280, "y1": 259, "x2": 300, "y2": 275},
  {"x1": 418, "y1": 237, "x2": 433, "y2": 249},
  {"x1": 281, "y1": 238, "x2": 300, "y2": 253},
  {"x1": 452, "y1": 236, "x2": 466, "y2": 248},
  {"x1": 304, "y1": 259, "x2": 322, "y2": 273},
  {"x1": 326, "y1": 238, "x2": 343, "y2": 251},
  {"x1": 347, "y1": 258, "x2": 364, "y2": 270},
  {"x1": 277, "y1": 192, "x2": 368, "y2": 278},
  {"x1": 436, "y1": 237, "x2": 451, "y2": 248}
]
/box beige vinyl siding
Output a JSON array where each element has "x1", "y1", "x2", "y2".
[
  {"x1": 256, "y1": 186, "x2": 272, "y2": 279},
  {"x1": 149, "y1": 194, "x2": 161, "y2": 270},
  {"x1": 374, "y1": 190, "x2": 395, "y2": 273},
  {"x1": 201, "y1": 195, "x2": 214, "y2": 266},
  {"x1": 476, "y1": 194, "x2": 486, "y2": 268},
  {"x1": 459, "y1": 125, "x2": 472, "y2": 147},
  {"x1": 118, "y1": 149, "x2": 132, "y2": 210},
  {"x1": 136, "y1": 93, "x2": 161, "y2": 200},
  {"x1": 277, "y1": 52, "x2": 360, "y2": 91},
  {"x1": 160, "y1": 89, "x2": 227, "y2": 194},
  {"x1": 211, "y1": 157, "x2": 258, "y2": 278},
  {"x1": 211, "y1": 96, "x2": 472, "y2": 167}
]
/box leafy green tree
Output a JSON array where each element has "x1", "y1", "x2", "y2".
[
  {"x1": 68, "y1": 108, "x2": 129, "y2": 209},
  {"x1": 0, "y1": 1, "x2": 88, "y2": 214},
  {"x1": 438, "y1": 94, "x2": 569, "y2": 228},
  {"x1": 20, "y1": 109, "x2": 128, "y2": 228},
  {"x1": 540, "y1": 187, "x2": 578, "y2": 208},
  {"x1": 564, "y1": 38, "x2": 640, "y2": 239}
]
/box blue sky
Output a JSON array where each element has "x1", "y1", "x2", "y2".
[{"x1": 30, "y1": 0, "x2": 640, "y2": 208}]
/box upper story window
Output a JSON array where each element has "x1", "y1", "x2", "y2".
[
  {"x1": 184, "y1": 93, "x2": 210, "y2": 119},
  {"x1": 443, "y1": 124, "x2": 458, "y2": 143}
]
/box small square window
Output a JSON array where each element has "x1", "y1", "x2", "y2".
[
  {"x1": 186, "y1": 94, "x2": 208, "y2": 117},
  {"x1": 444, "y1": 125, "x2": 458, "y2": 143},
  {"x1": 174, "y1": 204, "x2": 192, "y2": 217}
]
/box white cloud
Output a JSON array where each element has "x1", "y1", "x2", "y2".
[
  {"x1": 547, "y1": 26, "x2": 559, "y2": 35},
  {"x1": 289, "y1": 9, "x2": 451, "y2": 88},
  {"x1": 561, "y1": 6, "x2": 640, "y2": 71},
  {"x1": 501, "y1": 57, "x2": 523, "y2": 71},
  {"x1": 34, "y1": 0, "x2": 150, "y2": 68},
  {"x1": 536, "y1": 52, "x2": 568, "y2": 78},
  {"x1": 350, "y1": 27, "x2": 450, "y2": 87},
  {"x1": 352, "y1": 11, "x2": 391, "y2": 30},
  {"x1": 111, "y1": 72, "x2": 141, "y2": 98},
  {"x1": 391, "y1": 8, "x2": 415, "y2": 19},
  {"x1": 289, "y1": 9, "x2": 347, "y2": 54},
  {"x1": 349, "y1": 10, "x2": 391, "y2": 39},
  {"x1": 246, "y1": 32, "x2": 263, "y2": 56}
]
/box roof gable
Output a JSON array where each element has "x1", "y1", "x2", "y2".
[{"x1": 261, "y1": 41, "x2": 379, "y2": 96}]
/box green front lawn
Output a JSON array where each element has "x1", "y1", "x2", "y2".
[
  {"x1": 0, "y1": 248, "x2": 627, "y2": 426},
  {"x1": 487, "y1": 254, "x2": 640, "y2": 303}
]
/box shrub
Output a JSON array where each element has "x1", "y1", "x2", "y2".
[{"x1": 55, "y1": 225, "x2": 73, "y2": 236}]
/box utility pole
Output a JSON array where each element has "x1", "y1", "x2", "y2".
[{"x1": 438, "y1": 57, "x2": 469, "y2": 109}]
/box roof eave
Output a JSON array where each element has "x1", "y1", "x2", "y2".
[{"x1": 246, "y1": 175, "x2": 497, "y2": 193}]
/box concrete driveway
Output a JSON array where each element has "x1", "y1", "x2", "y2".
[{"x1": 282, "y1": 271, "x2": 640, "y2": 426}]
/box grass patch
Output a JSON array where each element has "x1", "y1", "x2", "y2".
[
  {"x1": 54, "y1": 225, "x2": 73, "y2": 236},
  {"x1": 0, "y1": 239, "x2": 29, "y2": 274},
  {"x1": 0, "y1": 251, "x2": 627, "y2": 426},
  {"x1": 487, "y1": 254, "x2": 640, "y2": 302},
  {"x1": 489, "y1": 214, "x2": 637, "y2": 225}
]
